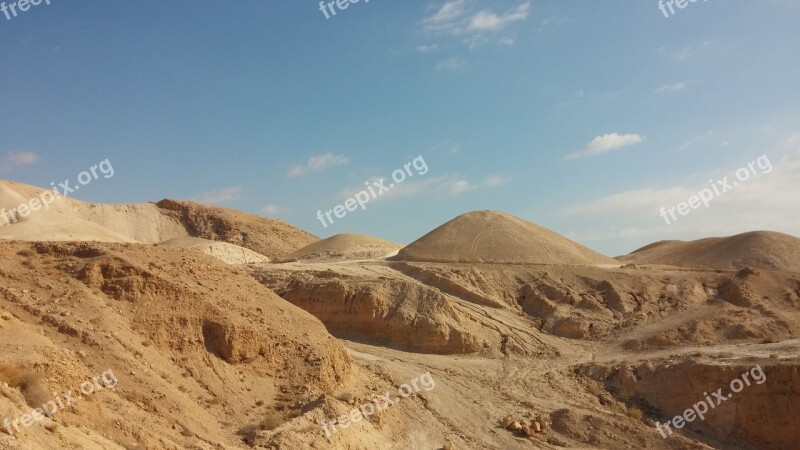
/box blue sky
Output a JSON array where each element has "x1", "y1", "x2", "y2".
[{"x1": 1, "y1": 0, "x2": 798, "y2": 255}]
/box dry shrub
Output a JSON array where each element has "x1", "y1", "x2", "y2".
[
  {"x1": 237, "y1": 412, "x2": 285, "y2": 445},
  {"x1": 259, "y1": 411, "x2": 284, "y2": 431},
  {"x1": 16, "y1": 249, "x2": 35, "y2": 258},
  {"x1": 626, "y1": 406, "x2": 644, "y2": 421},
  {"x1": 0, "y1": 365, "x2": 50, "y2": 408}
]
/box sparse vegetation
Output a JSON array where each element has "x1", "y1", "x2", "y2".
[
  {"x1": 237, "y1": 412, "x2": 285, "y2": 445},
  {"x1": 626, "y1": 406, "x2": 644, "y2": 421}
]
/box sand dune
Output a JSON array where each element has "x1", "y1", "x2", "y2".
[
  {"x1": 394, "y1": 210, "x2": 617, "y2": 265},
  {"x1": 280, "y1": 233, "x2": 402, "y2": 262},
  {"x1": 621, "y1": 231, "x2": 800, "y2": 271}
]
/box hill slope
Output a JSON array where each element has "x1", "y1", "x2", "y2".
[
  {"x1": 155, "y1": 199, "x2": 317, "y2": 260},
  {"x1": 0, "y1": 181, "x2": 316, "y2": 260},
  {"x1": 621, "y1": 231, "x2": 800, "y2": 271},
  {"x1": 394, "y1": 210, "x2": 616, "y2": 265},
  {"x1": 280, "y1": 233, "x2": 402, "y2": 262}
]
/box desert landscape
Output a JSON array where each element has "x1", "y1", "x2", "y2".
[
  {"x1": 1, "y1": 179, "x2": 799, "y2": 449},
  {"x1": 3, "y1": 1, "x2": 798, "y2": 449}
]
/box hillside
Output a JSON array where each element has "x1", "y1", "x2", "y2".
[
  {"x1": 621, "y1": 231, "x2": 800, "y2": 271},
  {"x1": 393, "y1": 211, "x2": 617, "y2": 265},
  {"x1": 280, "y1": 233, "x2": 402, "y2": 262}
]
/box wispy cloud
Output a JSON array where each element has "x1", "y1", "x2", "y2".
[
  {"x1": 1, "y1": 151, "x2": 40, "y2": 169},
  {"x1": 555, "y1": 90, "x2": 622, "y2": 111},
  {"x1": 196, "y1": 186, "x2": 242, "y2": 204},
  {"x1": 337, "y1": 171, "x2": 504, "y2": 204},
  {"x1": 483, "y1": 175, "x2": 509, "y2": 187},
  {"x1": 421, "y1": 1, "x2": 531, "y2": 42},
  {"x1": 678, "y1": 130, "x2": 716, "y2": 152},
  {"x1": 436, "y1": 57, "x2": 466, "y2": 71},
  {"x1": 664, "y1": 39, "x2": 717, "y2": 61},
  {"x1": 416, "y1": 43, "x2": 440, "y2": 52},
  {"x1": 263, "y1": 204, "x2": 286, "y2": 215},
  {"x1": 422, "y1": 0, "x2": 469, "y2": 32},
  {"x1": 567, "y1": 133, "x2": 644, "y2": 160},
  {"x1": 564, "y1": 148, "x2": 800, "y2": 238},
  {"x1": 466, "y1": 3, "x2": 529, "y2": 33},
  {"x1": 654, "y1": 81, "x2": 689, "y2": 94},
  {"x1": 287, "y1": 153, "x2": 349, "y2": 178}
]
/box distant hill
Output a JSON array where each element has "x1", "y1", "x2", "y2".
[
  {"x1": 0, "y1": 180, "x2": 317, "y2": 261},
  {"x1": 621, "y1": 231, "x2": 800, "y2": 271},
  {"x1": 393, "y1": 210, "x2": 616, "y2": 265},
  {"x1": 280, "y1": 233, "x2": 402, "y2": 262}
]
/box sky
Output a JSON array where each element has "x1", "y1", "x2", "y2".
[{"x1": 1, "y1": 0, "x2": 798, "y2": 256}]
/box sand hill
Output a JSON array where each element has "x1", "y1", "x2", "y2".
[
  {"x1": 159, "y1": 236, "x2": 271, "y2": 264},
  {"x1": 0, "y1": 180, "x2": 186, "y2": 243},
  {"x1": 0, "y1": 180, "x2": 316, "y2": 261},
  {"x1": 621, "y1": 231, "x2": 800, "y2": 271},
  {"x1": 156, "y1": 199, "x2": 317, "y2": 260},
  {"x1": 280, "y1": 233, "x2": 402, "y2": 262},
  {"x1": 393, "y1": 210, "x2": 617, "y2": 265},
  {"x1": 0, "y1": 241, "x2": 352, "y2": 449}
]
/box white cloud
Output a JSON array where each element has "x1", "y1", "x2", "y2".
[
  {"x1": 499, "y1": 37, "x2": 515, "y2": 46},
  {"x1": 447, "y1": 179, "x2": 472, "y2": 195},
  {"x1": 263, "y1": 204, "x2": 285, "y2": 215},
  {"x1": 421, "y1": 1, "x2": 530, "y2": 45},
  {"x1": 425, "y1": 0, "x2": 468, "y2": 26},
  {"x1": 2, "y1": 151, "x2": 40, "y2": 169},
  {"x1": 654, "y1": 81, "x2": 689, "y2": 94},
  {"x1": 666, "y1": 40, "x2": 717, "y2": 61},
  {"x1": 564, "y1": 150, "x2": 800, "y2": 223},
  {"x1": 567, "y1": 133, "x2": 644, "y2": 160},
  {"x1": 436, "y1": 57, "x2": 466, "y2": 71},
  {"x1": 196, "y1": 186, "x2": 242, "y2": 204},
  {"x1": 466, "y1": 3, "x2": 529, "y2": 32},
  {"x1": 555, "y1": 90, "x2": 623, "y2": 111},
  {"x1": 336, "y1": 174, "x2": 484, "y2": 204},
  {"x1": 678, "y1": 130, "x2": 716, "y2": 152},
  {"x1": 416, "y1": 43, "x2": 440, "y2": 52},
  {"x1": 564, "y1": 186, "x2": 696, "y2": 217},
  {"x1": 287, "y1": 153, "x2": 349, "y2": 178},
  {"x1": 563, "y1": 137, "x2": 800, "y2": 254},
  {"x1": 483, "y1": 175, "x2": 509, "y2": 187}
]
